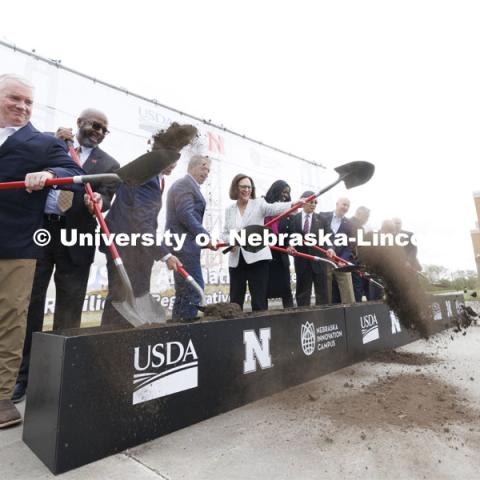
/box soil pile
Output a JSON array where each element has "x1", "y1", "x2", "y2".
[
  {"x1": 202, "y1": 302, "x2": 243, "y2": 319},
  {"x1": 315, "y1": 373, "x2": 477, "y2": 433},
  {"x1": 366, "y1": 350, "x2": 438, "y2": 366}
]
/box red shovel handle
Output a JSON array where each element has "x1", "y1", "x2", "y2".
[
  {"x1": 311, "y1": 245, "x2": 349, "y2": 266},
  {"x1": 270, "y1": 245, "x2": 322, "y2": 262},
  {"x1": 67, "y1": 143, "x2": 121, "y2": 261},
  {"x1": 0, "y1": 177, "x2": 76, "y2": 190}
]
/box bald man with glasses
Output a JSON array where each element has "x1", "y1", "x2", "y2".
[{"x1": 13, "y1": 108, "x2": 120, "y2": 404}]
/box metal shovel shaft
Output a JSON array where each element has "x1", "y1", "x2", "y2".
[
  {"x1": 270, "y1": 245, "x2": 338, "y2": 268},
  {"x1": 177, "y1": 266, "x2": 206, "y2": 307},
  {"x1": 67, "y1": 144, "x2": 163, "y2": 326}
]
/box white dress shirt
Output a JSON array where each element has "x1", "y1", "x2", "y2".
[
  {"x1": 0, "y1": 126, "x2": 21, "y2": 147},
  {"x1": 330, "y1": 213, "x2": 343, "y2": 234}
]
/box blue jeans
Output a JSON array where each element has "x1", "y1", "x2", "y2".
[{"x1": 172, "y1": 254, "x2": 204, "y2": 320}]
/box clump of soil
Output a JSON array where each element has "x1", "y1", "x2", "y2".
[
  {"x1": 357, "y1": 245, "x2": 433, "y2": 337},
  {"x1": 201, "y1": 302, "x2": 243, "y2": 319},
  {"x1": 455, "y1": 305, "x2": 478, "y2": 330},
  {"x1": 367, "y1": 350, "x2": 438, "y2": 366},
  {"x1": 311, "y1": 373, "x2": 478, "y2": 433},
  {"x1": 151, "y1": 122, "x2": 198, "y2": 151}
]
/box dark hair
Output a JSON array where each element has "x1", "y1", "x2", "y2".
[
  {"x1": 264, "y1": 180, "x2": 291, "y2": 203},
  {"x1": 300, "y1": 190, "x2": 315, "y2": 199},
  {"x1": 229, "y1": 174, "x2": 256, "y2": 200}
]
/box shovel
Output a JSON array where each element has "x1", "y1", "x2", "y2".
[
  {"x1": 221, "y1": 161, "x2": 374, "y2": 254},
  {"x1": 67, "y1": 142, "x2": 171, "y2": 327},
  {"x1": 176, "y1": 265, "x2": 206, "y2": 310},
  {"x1": 0, "y1": 149, "x2": 180, "y2": 190},
  {"x1": 65, "y1": 144, "x2": 175, "y2": 327},
  {"x1": 264, "y1": 161, "x2": 375, "y2": 229},
  {"x1": 310, "y1": 245, "x2": 384, "y2": 289},
  {"x1": 270, "y1": 245, "x2": 338, "y2": 268}
]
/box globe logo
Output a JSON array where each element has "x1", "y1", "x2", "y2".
[{"x1": 301, "y1": 322, "x2": 316, "y2": 356}]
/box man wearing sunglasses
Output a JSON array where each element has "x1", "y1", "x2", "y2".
[{"x1": 13, "y1": 108, "x2": 119, "y2": 404}]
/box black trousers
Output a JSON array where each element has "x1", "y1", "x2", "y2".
[
  {"x1": 295, "y1": 264, "x2": 328, "y2": 307},
  {"x1": 17, "y1": 218, "x2": 91, "y2": 385},
  {"x1": 229, "y1": 253, "x2": 269, "y2": 311}
]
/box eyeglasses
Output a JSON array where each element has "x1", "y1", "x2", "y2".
[
  {"x1": 238, "y1": 185, "x2": 252, "y2": 190},
  {"x1": 87, "y1": 121, "x2": 110, "y2": 135}
]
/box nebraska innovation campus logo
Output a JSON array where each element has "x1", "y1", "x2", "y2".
[
  {"x1": 132, "y1": 339, "x2": 198, "y2": 405},
  {"x1": 300, "y1": 320, "x2": 342, "y2": 354}
]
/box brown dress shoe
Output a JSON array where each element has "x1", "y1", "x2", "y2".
[{"x1": 0, "y1": 399, "x2": 22, "y2": 428}]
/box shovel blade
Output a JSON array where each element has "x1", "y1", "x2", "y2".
[
  {"x1": 116, "y1": 149, "x2": 180, "y2": 186},
  {"x1": 334, "y1": 161, "x2": 375, "y2": 189},
  {"x1": 112, "y1": 293, "x2": 166, "y2": 327},
  {"x1": 241, "y1": 224, "x2": 270, "y2": 253}
]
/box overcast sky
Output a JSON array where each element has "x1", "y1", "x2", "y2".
[{"x1": 1, "y1": 0, "x2": 479, "y2": 272}]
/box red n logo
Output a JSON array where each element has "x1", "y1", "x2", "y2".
[{"x1": 207, "y1": 132, "x2": 225, "y2": 155}]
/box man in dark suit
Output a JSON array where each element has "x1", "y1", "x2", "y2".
[
  {"x1": 100, "y1": 155, "x2": 181, "y2": 327},
  {"x1": 0, "y1": 74, "x2": 84, "y2": 427},
  {"x1": 290, "y1": 191, "x2": 332, "y2": 306},
  {"x1": 320, "y1": 197, "x2": 356, "y2": 304},
  {"x1": 166, "y1": 155, "x2": 215, "y2": 321},
  {"x1": 13, "y1": 109, "x2": 120, "y2": 403}
]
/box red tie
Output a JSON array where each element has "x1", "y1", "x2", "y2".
[
  {"x1": 160, "y1": 177, "x2": 165, "y2": 193},
  {"x1": 303, "y1": 215, "x2": 310, "y2": 234}
]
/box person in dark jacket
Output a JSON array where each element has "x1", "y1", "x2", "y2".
[
  {"x1": 264, "y1": 180, "x2": 294, "y2": 308},
  {"x1": 0, "y1": 73, "x2": 84, "y2": 427},
  {"x1": 166, "y1": 155, "x2": 216, "y2": 321},
  {"x1": 13, "y1": 109, "x2": 120, "y2": 403},
  {"x1": 290, "y1": 191, "x2": 333, "y2": 306},
  {"x1": 100, "y1": 124, "x2": 194, "y2": 327}
]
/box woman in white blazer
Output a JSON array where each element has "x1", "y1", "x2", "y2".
[{"x1": 222, "y1": 173, "x2": 297, "y2": 311}]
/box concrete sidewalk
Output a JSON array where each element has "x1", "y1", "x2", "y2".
[{"x1": 2, "y1": 327, "x2": 480, "y2": 480}]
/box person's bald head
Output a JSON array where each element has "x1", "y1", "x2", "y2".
[
  {"x1": 77, "y1": 108, "x2": 109, "y2": 148},
  {"x1": 335, "y1": 197, "x2": 350, "y2": 218}
]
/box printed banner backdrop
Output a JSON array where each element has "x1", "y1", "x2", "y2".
[{"x1": 1, "y1": 41, "x2": 335, "y2": 318}]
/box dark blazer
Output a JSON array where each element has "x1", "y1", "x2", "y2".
[
  {"x1": 165, "y1": 175, "x2": 209, "y2": 258},
  {"x1": 291, "y1": 212, "x2": 331, "y2": 274},
  {"x1": 273, "y1": 216, "x2": 293, "y2": 268},
  {"x1": 319, "y1": 211, "x2": 354, "y2": 262},
  {"x1": 103, "y1": 175, "x2": 169, "y2": 261},
  {"x1": 0, "y1": 123, "x2": 84, "y2": 260},
  {"x1": 64, "y1": 146, "x2": 119, "y2": 265}
]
